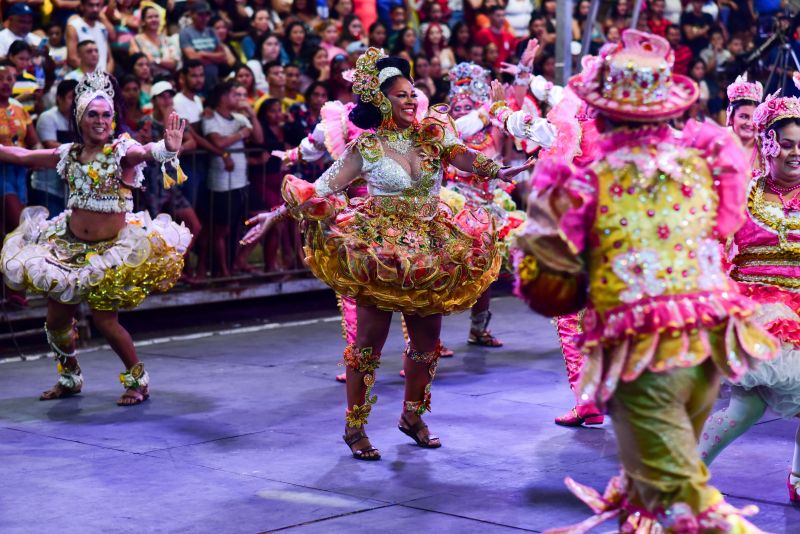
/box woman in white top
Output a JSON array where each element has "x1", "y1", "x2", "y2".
[{"x1": 0, "y1": 72, "x2": 191, "y2": 407}]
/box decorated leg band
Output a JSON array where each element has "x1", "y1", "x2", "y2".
[
  {"x1": 45, "y1": 320, "x2": 83, "y2": 389},
  {"x1": 119, "y1": 362, "x2": 150, "y2": 390},
  {"x1": 470, "y1": 310, "x2": 492, "y2": 334},
  {"x1": 343, "y1": 344, "x2": 381, "y2": 428},
  {"x1": 403, "y1": 342, "x2": 442, "y2": 415},
  {"x1": 44, "y1": 319, "x2": 78, "y2": 359}
]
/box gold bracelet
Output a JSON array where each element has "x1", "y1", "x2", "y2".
[{"x1": 489, "y1": 101, "x2": 508, "y2": 116}]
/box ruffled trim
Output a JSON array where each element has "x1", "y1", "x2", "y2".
[
  {"x1": 544, "y1": 475, "x2": 764, "y2": 534},
  {"x1": 113, "y1": 134, "x2": 146, "y2": 188},
  {"x1": 55, "y1": 143, "x2": 72, "y2": 178},
  {"x1": 681, "y1": 120, "x2": 748, "y2": 239},
  {"x1": 319, "y1": 101, "x2": 364, "y2": 160},
  {"x1": 583, "y1": 291, "x2": 758, "y2": 344},
  {"x1": 578, "y1": 291, "x2": 778, "y2": 404},
  {"x1": 738, "y1": 282, "x2": 800, "y2": 344},
  {"x1": 524, "y1": 157, "x2": 597, "y2": 257},
  {"x1": 1, "y1": 206, "x2": 191, "y2": 308}
]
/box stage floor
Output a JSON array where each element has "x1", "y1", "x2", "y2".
[{"x1": 1, "y1": 296, "x2": 797, "y2": 533}]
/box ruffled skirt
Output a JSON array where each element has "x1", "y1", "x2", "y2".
[
  {"x1": 440, "y1": 181, "x2": 525, "y2": 272},
  {"x1": 1, "y1": 206, "x2": 192, "y2": 310},
  {"x1": 736, "y1": 283, "x2": 800, "y2": 417},
  {"x1": 301, "y1": 195, "x2": 501, "y2": 316}
]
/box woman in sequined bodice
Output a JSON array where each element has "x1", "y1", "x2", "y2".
[
  {"x1": 701, "y1": 106, "x2": 800, "y2": 503},
  {"x1": 242, "y1": 50, "x2": 535, "y2": 462},
  {"x1": 0, "y1": 72, "x2": 189, "y2": 407}
]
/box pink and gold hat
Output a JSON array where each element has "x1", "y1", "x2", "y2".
[{"x1": 568, "y1": 29, "x2": 698, "y2": 122}]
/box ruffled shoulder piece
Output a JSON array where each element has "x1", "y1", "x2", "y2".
[
  {"x1": 541, "y1": 89, "x2": 581, "y2": 163},
  {"x1": 320, "y1": 101, "x2": 365, "y2": 159},
  {"x1": 523, "y1": 158, "x2": 598, "y2": 258},
  {"x1": 353, "y1": 132, "x2": 384, "y2": 164},
  {"x1": 55, "y1": 143, "x2": 74, "y2": 178},
  {"x1": 681, "y1": 119, "x2": 748, "y2": 239},
  {"x1": 112, "y1": 133, "x2": 146, "y2": 188}
]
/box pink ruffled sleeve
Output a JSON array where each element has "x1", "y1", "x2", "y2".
[
  {"x1": 517, "y1": 158, "x2": 597, "y2": 260},
  {"x1": 681, "y1": 119, "x2": 748, "y2": 239}
]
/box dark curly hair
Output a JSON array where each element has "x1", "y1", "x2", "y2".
[{"x1": 349, "y1": 56, "x2": 413, "y2": 130}]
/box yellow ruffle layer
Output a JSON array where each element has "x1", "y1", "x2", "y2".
[
  {"x1": 2, "y1": 207, "x2": 190, "y2": 310},
  {"x1": 299, "y1": 197, "x2": 501, "y2": 316}
]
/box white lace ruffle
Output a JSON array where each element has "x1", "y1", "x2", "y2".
[
  {"x1": 55, "y1": 143, "x2": 73, "y2": 178},
  {"x1": 740, "y1": 341, "x2": 800, "y2": 417},
  {"x1": 1, "y1": 206, "x2": 191, "y2": 305},
  {"x1": 114, "y1": 135, "x2": 146, "y2": 188}
]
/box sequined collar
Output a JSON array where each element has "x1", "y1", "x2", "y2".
[{"x1": 748, "y1": 176, "x2": 800, "y2": 251}]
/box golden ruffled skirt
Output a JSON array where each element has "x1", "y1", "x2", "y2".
[
  {"x1": 1, "y1": 207, "x2": 192, "y2": 310},
  {"x1": 300, "y1": 195, "x2": 501, "y2": 316}
]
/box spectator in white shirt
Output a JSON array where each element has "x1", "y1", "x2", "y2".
[
  {"x1": 0, "y1": 4, "x2": 43, "y2": 59},
  {"x1": 30, "y1": 79, "x2": 78, "y2": 215},
  {"x1": 197, "y1": 79, "x2": 263, "y2": 278},
  {"x1": 64, "y1": 40, "x2": 101, "y2": 81},
  {"x1": 66, "y1": 0, "x2": 114, "y2": 73}
]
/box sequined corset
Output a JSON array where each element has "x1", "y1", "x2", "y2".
[
  {"x1": 588, "y1": 142, "x2": 731, "y2": 314},
  {"x1": 357, "y1": 133, "x2": 442, "y2": 218},
  {"x1": 731, "y1": 177, "x2": 800, "y2": 290},
  {"x1": 63, "y1": 143, "x2": 132, "y2": 213}
]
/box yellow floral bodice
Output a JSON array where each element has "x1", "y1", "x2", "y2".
[{"x1": 588, "y1": 144, "x2": 729, "y2": 314}]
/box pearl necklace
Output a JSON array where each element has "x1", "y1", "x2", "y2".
[{"x1": 767, "y1": 176, "x2": 800, "y2": 194}]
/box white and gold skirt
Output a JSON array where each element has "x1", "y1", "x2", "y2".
[{"x1": 1, "y1": 207, "x2": 191, "y2": 310}]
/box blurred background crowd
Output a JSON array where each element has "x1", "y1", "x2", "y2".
[{"x1": 0, "y1": 0, "x2": 796, "y2": 292}]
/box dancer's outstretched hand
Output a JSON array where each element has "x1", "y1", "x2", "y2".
[
  {"x1": 520, "y1": 38, "x2": 539, "y2": 68},
  {"x1": 499, "y1": 62, "x2": 519, "y2": 76},
  {"x1": 490, "y1": 80, "x2": 506, "y2": 104},
  {"x1": 164, "y1": 111, "x2": 187, "y2": 152},
  {"x1": 241, "y1": 210, "x2": 281, "y2": 245},
  {"x1": 497, "y1": 156, "x2": 537, "y2": 183}
]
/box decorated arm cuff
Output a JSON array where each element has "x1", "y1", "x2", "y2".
[
  {"x1": 489, "y1": 101, "x2": 513, "y2": 128},
  {"x1": 472, "y1": 152, "x2": 500, "y2": 179}
]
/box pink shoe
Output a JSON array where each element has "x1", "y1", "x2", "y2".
[
  {"x1": 555, "y1": 405, "x2": 604, "y2": 427},
  {"x1": 335, "y1": 372, "x2": 346, "y2": 383},
  {"x1": 789, "y1": 474, "x2": 800, "y2": 503}
]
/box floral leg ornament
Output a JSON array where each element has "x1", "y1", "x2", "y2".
[
  {"x1": 40, "y1": 320, "x2": 83, "y2": 400},
  {"x1": 343, "y1": 344, "x2": 381, "y2": 428},
  {"x1": 400, "y1": 343, "x2": 442, "y2": 448},
  {"x1": 342, "y1": 344, "x2": 382, "y2": 460},
  {"x1": 118, "y1": 362, "x2": 150, "y2": 406}
]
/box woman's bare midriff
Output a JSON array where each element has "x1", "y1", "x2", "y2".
[{"x1": 69, "y1": 209, "x2": 126, "y2": 241}]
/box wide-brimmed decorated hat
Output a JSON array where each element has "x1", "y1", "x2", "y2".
[{"x1": 568, "y1": 29, "x2": 698, "y2": 122}]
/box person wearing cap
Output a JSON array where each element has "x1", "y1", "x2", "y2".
[
  {"x1": 515, "y1": 30, "x2": 778, "y2": 530},
  {"x1": 66, "y1": 0, "x2": 114, "y2": 74},
  {"x1": 179, "y1": 1, "x2": 228, "y2": 93},
  {"x1": 0, "y1": 4, "x2": 44, "y2": 60},
  {"x1": 143, "y1": 80, "x2": 202, "y2": 281}
]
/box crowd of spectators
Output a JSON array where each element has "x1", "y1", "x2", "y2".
[{"x1": 0, "y1": 0, "x2": 794, "y2": 287}]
